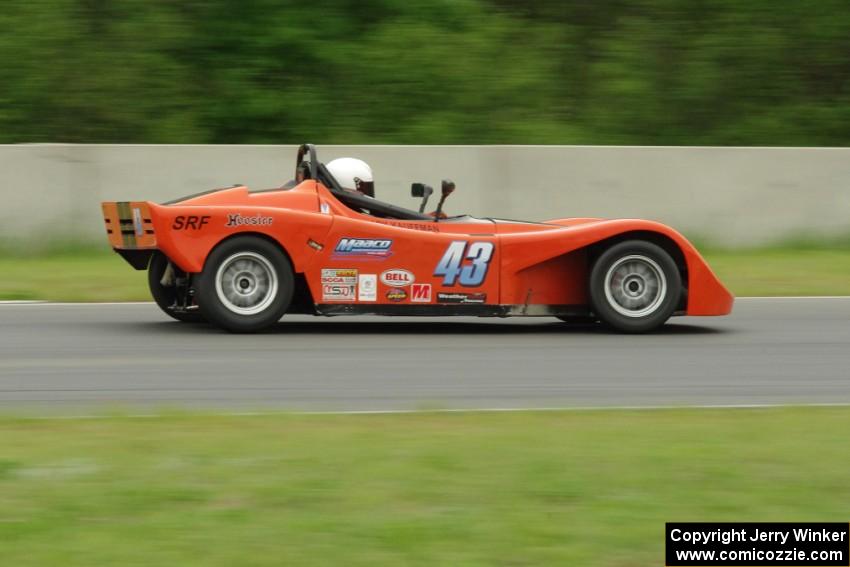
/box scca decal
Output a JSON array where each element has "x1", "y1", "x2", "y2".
[
  {"x1": 321, "y1": 268, "x2": 357, "y2": 301},
  {"x1": 173, "y1": 216, "x2": 210, "y2": 230}
]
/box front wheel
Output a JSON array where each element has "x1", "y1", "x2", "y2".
[
  {"x1": 196, "y1": 236, "x2": 294, "y2": 333},
  {"x1": 589, "y1": 240, "x2": 682, "y2": 333}
]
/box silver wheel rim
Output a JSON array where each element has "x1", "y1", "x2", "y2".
[
  {"x1": 214, "y1": 252, "x2": 278, "y2": 316},
  {"x1": 603, "y1": 254, "x2": 667, "y2": 318}
]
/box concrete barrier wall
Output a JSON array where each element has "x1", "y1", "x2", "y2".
[{"x1": 2, "y1": 144, "x2": 849, "y2": 248}]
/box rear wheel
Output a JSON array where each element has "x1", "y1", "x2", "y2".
[
  {"x1": 148, "y1": 252, "x2": 204, "y2": 323},
  {"x1": 589, "y1": 240, "x2": 681, "y2": 333},
  {"x1": 196, "y1": 236, "x2": 294, "y2": 333}
]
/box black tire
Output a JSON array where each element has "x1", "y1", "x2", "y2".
[
  {"x1": 195, "y1": 236, "x2": 294, "y2": 333},
  {"x1": 589, "y1": 240, "x2": 682, "y2": 333},
  {"x1": 148, "y1": 251, "x2": 204, "y2": 323}
]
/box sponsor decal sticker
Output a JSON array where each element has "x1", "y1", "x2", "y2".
[
  {"x1": 321, "y1": 269, "x2": 357, "y2": 301},
  {"x1": 321, "y1": 268, "x2": 357, "y2": 284},
  {"x1": 358, "y1": 274, "x2": 377, "y2": 301},
  {"x1": 437, "y1": 292, "x2": 487, "y2": 304},
  {"x1": 386, "y1": 288, "x2": 408, "y2": 302},
  {"x1": 323, "y1": 284, "x2": 355, "y2": 301},
  {"x1": 226, "y1": 213, "x2": 273, "y2": 227},
  {"x1": 333, "y1": 237, "x2": 393, "y2": 260},
  {"x1": 380, "y1": 269, "x2": 415, "y2": 287},
  {"x1": 320, "y1": 201, "x2": 330, "y2": 214},
  {"x1": 132, "y1": 207, "x2": 144, "y2": 236},
  {"x1": 173, "y1": 215, "x2": 211, "y2": 230},
  {"x1": 410, "y1": 283, "x2": 432, "y2": 303}
]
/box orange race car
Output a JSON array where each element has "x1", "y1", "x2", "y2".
[{"x1": 101, "y1": 144, "x2": 733, "y2": 333}]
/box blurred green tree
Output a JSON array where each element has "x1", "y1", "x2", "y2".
[{"x1": 0, "y1": 0, "x2": 847, "y2": 145}]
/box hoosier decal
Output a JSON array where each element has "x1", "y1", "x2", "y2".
[{"x1": 225, "y1": 213, "x2": 273, "y2": 227}]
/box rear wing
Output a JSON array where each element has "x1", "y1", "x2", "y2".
[
  {"x1": 102, "y1": 201, "x2": 157, "y2": 269},
  {"x1": 102, "y1": 201, "x2": 156, "y2": 249}
]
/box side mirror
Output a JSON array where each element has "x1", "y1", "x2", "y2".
[
  {"x1": 411, "y1": 182, "x2": 433, "y2": 213},
  {"x1": 433, "y1": 179, "x2": 457, "y2": 221},
  {"x1": 411, "y1": 182, "x2": 432, "y2": 198}
]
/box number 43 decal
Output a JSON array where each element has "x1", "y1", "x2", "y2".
[{"x1": 434, "y1": 241, "x2": 495, "y2": 286}]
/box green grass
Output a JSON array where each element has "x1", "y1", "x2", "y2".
[
  {"x1": 0, "y1": 248, "x2": 149, "y2": 302},
  {"x1": 702, "y1": 248, "x2": 850, "y2": 297},
  {"x1": 0, "y1": 246, "x2": 848, "y2": 301},
  {"x1": 0, "y1": 407, "x2": 848, "y2": 565}
]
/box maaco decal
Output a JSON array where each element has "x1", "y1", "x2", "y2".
[{"x1": 333, "y1": 238, "x2": 393, "y2": 260}]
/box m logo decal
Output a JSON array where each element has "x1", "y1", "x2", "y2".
[{"x1": 410, "y1": 283, "x2": 432, "y2": 303}]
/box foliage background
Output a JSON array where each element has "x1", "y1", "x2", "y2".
[{"x1": 1, "y1": 0, "x2": 848, "y2": 146}]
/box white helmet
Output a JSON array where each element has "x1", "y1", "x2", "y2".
[{"x1": 326, "y1": 157, "x2": 374, "y2": 197}]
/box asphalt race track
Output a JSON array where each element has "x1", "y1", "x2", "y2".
[{"x1": 0, "y1": 298, "x2": 848, "y2": 414}]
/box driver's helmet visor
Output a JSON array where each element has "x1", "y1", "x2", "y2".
[{"x1": 354, "y1": 178, "x2": 374, "y2": 198}]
